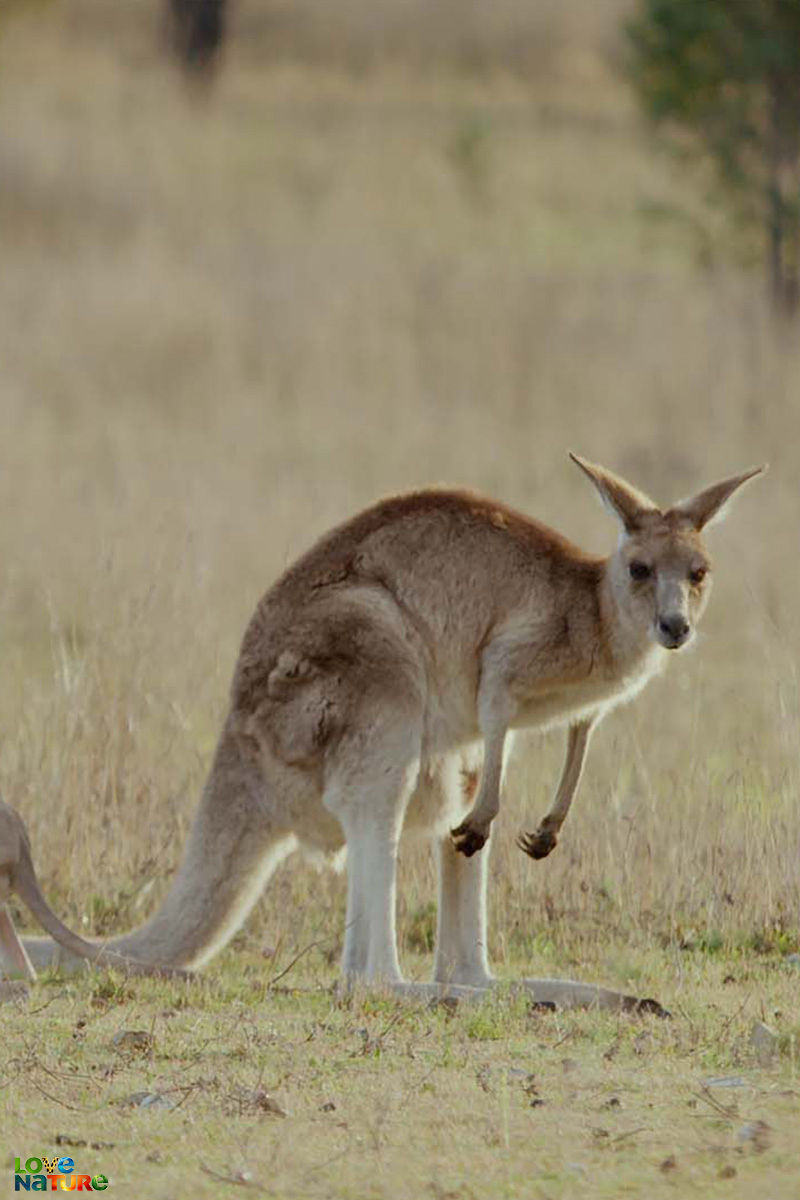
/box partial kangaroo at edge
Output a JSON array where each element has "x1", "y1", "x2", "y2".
[
  {"x1": 0, "y1": 799, "x2": 190, "y2": 988},
  {"x1": 18, "y1": 455, "x2": 763, "y2": 1013}
]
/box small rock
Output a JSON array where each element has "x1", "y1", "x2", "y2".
[
  {"x1": 112, "y1": 1030, "x2": 153, "y2": 1054},
  {"x1": 230, "y1": 1088, "x2": 288, "y2": 1118},
  {"x1": 784, "y1": 953, "x2": 800, "y2": 968},
  {"x1": 736, "y1": 1120, "x2": 771, "y2": 1153},
  {"x1": 749, "y1": 1021, "x2": 778, "y2": 1067}
]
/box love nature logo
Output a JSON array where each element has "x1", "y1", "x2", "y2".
[{"x1": 13, "y1": 1154, "x2": 109, "y2": 1192}]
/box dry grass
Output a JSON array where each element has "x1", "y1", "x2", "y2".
[
  {"x1": 2, "y1": 959, "x2": 799, "y2": 1198},
  {"x1": 0, "y1": 3, "x2": 798, "y2": 1195}
]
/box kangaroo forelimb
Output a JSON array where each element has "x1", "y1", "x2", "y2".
[{"x1": 517, "y1": 719, "x2": 593, "y2": 860}]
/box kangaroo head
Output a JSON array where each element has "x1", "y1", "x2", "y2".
[{"x1": 570, "y1": 453, "x2": 764, "y2": 651}]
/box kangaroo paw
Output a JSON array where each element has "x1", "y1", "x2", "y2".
[
  {"x1": 450, "y1": 820, "x2": 489, "y2": 857},
  {"x1": 517, "y1": 826, "x2": 558, "y2": 860}
]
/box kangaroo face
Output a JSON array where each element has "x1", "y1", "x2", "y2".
[
  {"x1": 617, "y1": 518, "x2": 712, "y2": 650},
  {"x1": 568, "y1": 454, "x2": 761, "y2": 656}
]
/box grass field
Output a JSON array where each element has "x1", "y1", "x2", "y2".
[{"x1": 0, "y1": 2, "x2": 799, "y2": 1196}]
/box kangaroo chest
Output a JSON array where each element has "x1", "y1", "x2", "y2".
[{"x1": 511, "y1": 645, "x2": 666, "y2": 733}]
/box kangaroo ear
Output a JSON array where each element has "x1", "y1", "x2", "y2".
[
  {"x1": 569, "y1": 452, "x2": 659, "y2": 533},
  {"x1": 668, "y1": 466, "x2": 766, "y2": 531}
]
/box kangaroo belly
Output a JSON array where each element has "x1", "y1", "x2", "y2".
[{"x1": 403, "y1": 743, "x2": 483, "y2": 839}]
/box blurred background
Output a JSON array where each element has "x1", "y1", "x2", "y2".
[{"x1": 0, "y1": 0, "x2": 797, "y2": 975}]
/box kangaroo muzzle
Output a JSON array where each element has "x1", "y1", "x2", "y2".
[{"x1": 656, "y1": 612, "x2": 691, "y2": 649}]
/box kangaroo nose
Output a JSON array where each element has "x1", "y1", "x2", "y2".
[{"x1": 658, "y1": 615, "x2": 690, "y2": 645}]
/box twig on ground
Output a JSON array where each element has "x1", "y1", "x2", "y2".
[
  {"x1": 701, "y1": 995, "x2": 751, "y2": 1051},
  {"x1": 266, "y1": 938, "x2": 330, "y2": 990},
  {"x1": 694, "y1": 1087, "x2": 737, "y2": 1119},
  {"x1": 29, "y1": 1078, "x2": 97, "y2": 1113},
  {"x1": 611, "y1": 1126, "x2": 648, "y2": 1144}
]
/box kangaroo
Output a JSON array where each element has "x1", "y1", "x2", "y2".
[
  {"x1": 20, "y1": 455, "x2": 762, "y2": 1011},
  {"x1": 0, "y1": 799, "x2": 190, "y2": 984}
]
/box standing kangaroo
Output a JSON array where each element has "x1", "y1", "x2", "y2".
[{"x1": 19, "y1": 455, "x2": 762, "y2": 1010}]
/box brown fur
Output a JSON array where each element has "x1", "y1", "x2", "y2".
[
  {"x1": 0, "y1": 799, "x2": 190, "y2": 983},
  {"x1": 17, "y1": 458, "x2": 762, "y2": 1013}
]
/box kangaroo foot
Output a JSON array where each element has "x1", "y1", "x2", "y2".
[
  {"x1": 621, "y1": 993, "x2": 670, "y2": 1017},
  {"x1": 515, "y1": 978, "x2": 670, "y2": 1017}
]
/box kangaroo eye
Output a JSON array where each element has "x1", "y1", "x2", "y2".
[
  {"x1": 689, "y1": 566, "x2": 707, "y2": 585},
  {"x1": 629, "y1": 561, "x2": 652, "y2": 581}
]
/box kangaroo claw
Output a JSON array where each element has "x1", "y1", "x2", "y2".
[{"x1": 517, "y1": 826, "x2": 558, "y2": 860}]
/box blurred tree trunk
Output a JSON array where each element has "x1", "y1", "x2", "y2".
[
  {"x1": 766, "y1": 186, "x2": 799, "y2": 317},
  {"x1": 166, "y1": 0, "x2": 226, "y2": 75},
  {"x1": 766, "y1": 71, "x2": 800, "y2": 317},
  {"x1": 627, "y1": 0, "x2": 800, "y2": 323}
]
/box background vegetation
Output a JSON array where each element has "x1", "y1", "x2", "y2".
[
  {"x1": 0, "y1": 2, "x2": 798, "y2": 1196},
  {"x1": 627, "y1": 0, "x2": 800, "y2": 315}
]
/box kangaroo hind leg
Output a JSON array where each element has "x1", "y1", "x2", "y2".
[
  {"x1": 434, "y1": 834, "x2": 493, "y2": 987},
  {"x1": 324, "y1": 699, "x2": 423, "y2": 988},
  {"x1": 432, "y1": 754, "x2": 493, "y2": 988}
]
